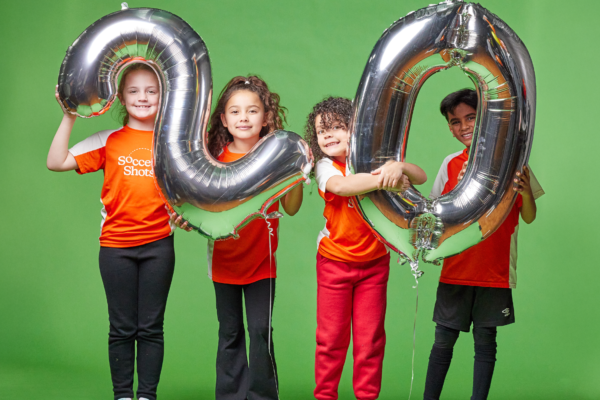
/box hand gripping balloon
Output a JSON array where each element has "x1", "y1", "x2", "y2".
[
  {"x1": 348, "y1": 0, "x2": 536, "y2": 267},
  {"x1": 56, "y1": 4, "x2": 312, "y2": 239}
]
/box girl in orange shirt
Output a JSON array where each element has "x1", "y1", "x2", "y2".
[
  {"x1": 47, "y1": 64, "x2": 173, "y2": 400},
  {"x1": 179, "y1": 76, "x2": 303, "y2": 399}
]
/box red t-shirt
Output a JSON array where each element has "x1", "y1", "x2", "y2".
[
  {"x1": 314, "y1": 158, "x2": 388, "y2": 262},
  {"x1": 69, "y1": 125, "x2": 173, "y2": 248},
  {"x1": 207, "y1": 146, "x2": 279, "y2": 285},
  {"x1": 437, "y1": 148, "x2": 522, "y2": 288}
]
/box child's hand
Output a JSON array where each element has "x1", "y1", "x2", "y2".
[
  {"x1": 372, "y1": 161, "x2": 404, "y2": 191},
  {"x1": 55, "y1": 85, "x2": 75, "y2": 118},
  {"x1": 457, "y1": 161, "x2": 468, "y2": 182},
  {"x1": 399, "y1": 174, "x2": 411, "y2": 192},
  {"x1": 170, "y1": 213, "x2": 193, "y2": 232},
  {"x1": 513, "y1": 165, "x2": 533, "y2": 198}
]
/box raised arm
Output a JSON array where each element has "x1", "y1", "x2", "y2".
[
  {"x1": 47, "y1": 87, "x2": 79, "y2": 172},
  {"x1": 515, "y1": 166, "x2": 536, "y2": 224}
]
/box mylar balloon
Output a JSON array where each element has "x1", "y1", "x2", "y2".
[
  {"x1": 348, "y1": 0, "x2": 535, "y2": 264},
  {"x1": 57, "y1": 4, "x2": 312, "y2": 239}
]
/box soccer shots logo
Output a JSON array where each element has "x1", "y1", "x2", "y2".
[{"x1": 118, "y1": 148, "x2": 154, "y2": 177}]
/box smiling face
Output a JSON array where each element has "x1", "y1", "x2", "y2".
[
  {"x1": 315, "y1": 114, "x2": 349, "y2": 163},
  {"x1": 447, "y1": 102, "x2": 476, "y2": 149},
  {"x1": 119, "y1": 69, "x2": 160, "y2": 126},
  {"x1": 220, "y1": 90, "x2": 267, "y2": 148}
]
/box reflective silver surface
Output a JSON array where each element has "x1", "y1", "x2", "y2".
[
  {"x1": 57, "y1": 5, "x2": 312, "y2": 239},
  {"x1": 348, "y1": 0, "x2": 536, "y2": 262}
]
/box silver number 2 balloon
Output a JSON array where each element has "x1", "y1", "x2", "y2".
[
  {"x1": 348, "y1": 0, "x2": 536, "y2": 264},
  {"x1": 57, "y1": 4, "x2": 312, "y2": 240}
]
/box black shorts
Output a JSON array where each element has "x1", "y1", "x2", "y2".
[{"x1": 433, "y1": 282, "x2": 515, "y2": 332}]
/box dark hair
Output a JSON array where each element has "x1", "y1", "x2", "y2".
[
  {"x1": 440, "y1": 88, "x2": 478, "y2": 121},
  {"x1": 116, "y1": 63, "x2": 158, "y2": 126},
  {"x1": 207, "y1": 76, "x2": 287, "y2": 157},
  {"x1": 304, "y1": 96, "x2": 353, "y2": 163}
]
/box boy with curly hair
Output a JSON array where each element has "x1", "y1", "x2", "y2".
[{"x1": 305, "y1": 97, "x2": 427, "y2": 400}]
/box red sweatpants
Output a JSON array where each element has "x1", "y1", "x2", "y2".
[{"x1": 314, "y1": 252, "x2": 390, "y2": 400}]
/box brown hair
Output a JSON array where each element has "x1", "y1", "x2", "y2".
[
  {"x1": 208, "y1": 76, "x2": 287, "y2": 157},
  {"x1": 440, "y1": 88, "x2": 478, "y2": 121},
  {"x1": 116, "y1": 63, "x2": 158, "y2": 126},
  {"x1": 304, "y1": 96, "x2": 353, "y2": 163}
]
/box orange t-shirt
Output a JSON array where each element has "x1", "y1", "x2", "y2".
[
  {"x1": 314, "y1": 158, "x2": 388, "y2": 262},
  {"x1": 69, "y1": 125, "x2": 173, "y2": 248},
  {"x1": 207, "y1": 146, "x2": 279, "y2": 285},
  {"x1": 438, "y1": 148, "x2": 522, "y2": 288}
]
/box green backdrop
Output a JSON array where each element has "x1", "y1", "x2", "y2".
[{"x1": 1, "y1": 0, "x2": 598, "y2": 398}]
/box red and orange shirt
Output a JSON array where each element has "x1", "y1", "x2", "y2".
[
  {"x1": 430, "y1": 148, "x2": 544, "y2": 288},
  {"x1": 207, "y1": 146, "x2": 279, "y2": 285},
  {"x1": 314, "y1": 158, "x2": 388, "y2": 263},
  {"x1": 69, "y1": 125, "x2": 173, "y2": 248}
]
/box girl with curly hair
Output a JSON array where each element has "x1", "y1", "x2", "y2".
[
  {"x1": 206, "y1": 76, "x2": 302, "y2": 399},
  {"x1": 305, "y1": 97, "x2": 427, "y2": 400}
]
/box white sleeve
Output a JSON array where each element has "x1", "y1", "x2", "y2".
[
  {"x1": 69, "y1": 129, "x2": 118, "y2": 156},
  {"x1": 527, "y1": 167, "x2": 545, "y2": 200},
  {"x1": 315, "y1": 158, "x2": 343, "y2": 193},
  {"x1": 430, "y1": 151, "x2": 461, "y2": 198},
  {"x1": 429, "y1": 163, "x2": 447, "y2": 199}
]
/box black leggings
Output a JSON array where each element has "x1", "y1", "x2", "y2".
[
  {"x1": 213, "y1": 278, "x2": 278, "y2": 400},
  {"x1": 99, "y1": 235, "x2": 175, "y2": 400},
  {"x1": 423, "y1": 324, "x2": 497, "y2": 400}
]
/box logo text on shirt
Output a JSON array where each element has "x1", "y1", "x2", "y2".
[{"x1": 118, "y1": 148, "x2": 153, "y2": 177}]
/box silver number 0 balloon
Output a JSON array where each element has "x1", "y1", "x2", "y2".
[
  {"x1": 57, "y1": 4, "x2": 312, "y2": 239},
  {"x1": 348, "y1": 0, "x2": 536, "y2": 263}
]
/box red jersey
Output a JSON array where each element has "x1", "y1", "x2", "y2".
[
  {"x1": 314, "y1": 158, "x2": 388, "y2": 262},
  {"x1": 430, "y1": 149, "x2": 544, "y2": 288},
  {"x1": 69, "y1": 125, "x2": 173, "y2": 248},
  {"x1": 207, "y1": 146, "x2": 279, "y2": 285}
]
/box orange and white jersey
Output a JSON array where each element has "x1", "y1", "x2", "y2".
[
  {"x1": 430, "y1": 149, "x2": 544, "y2": 288},
  {"x1": 207, "y1": 146, "x2": 278, "y2": 285},
  {"x1": 69, "y1": 125, "x2": 173, "y2": 248},
  {"x1": 315, "y1": 158, "x2": 388, "y2": 263}
]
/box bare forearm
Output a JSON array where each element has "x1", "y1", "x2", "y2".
[
  {"x1": 47, "y1": 114, "x2": 78, "y2": 171},
  {"x1": 520, "y1": 193, "x2": 537, "y2": 224},
  {"x1": 402, "y1": 162, "x2": 427, "y2": 185},
  {"x1": 281, "y1": 184, "x2": 303, "y2": 216},
  {"x1": 326, "y1": 174, "x2": 380, "y2": 197}
]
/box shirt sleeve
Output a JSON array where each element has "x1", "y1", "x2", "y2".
[
  {"x1": 429, "y1": 163, "x2": 447, "y2": 199},
  {"x1": 315, "y1": 159, "x2": 343, "y2": 200},
  {"x1": 430, "y1": 151, "x2": 465, "y2": 198},
  {"x1": 69, "y1": 129, "x2": 115, "y2": 174},
  {"x1": 527, "y1": 167, "x2": 545, "y2": 200}
]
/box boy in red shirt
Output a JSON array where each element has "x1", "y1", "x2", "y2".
[
  {"x1": 305, "y1": 97, "x2": 427, "y2": 400},
  {"x1": 424, "y1": 89, "x2": 544, "y2": 400}
]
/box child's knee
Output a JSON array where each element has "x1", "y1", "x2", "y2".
[
  {"x1": 472, "y1": 326, "x2": 497, "y2": 346},
  {"x1": 247, "y1": 319, "x2": 270, "y2": 340},
  {"x1": 218, "y1": 321, "x2": 246, "y2": 342},
  {"x1": 433, "y1": 324, "x2": 460, "y2": 349}
]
